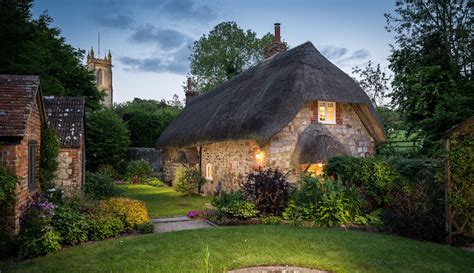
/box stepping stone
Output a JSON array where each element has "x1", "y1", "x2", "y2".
[{"x1": 153, "y1": 219, "x2": 214, "y2": 233}]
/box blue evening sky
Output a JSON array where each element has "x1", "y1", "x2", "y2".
[{"x1": 32, "y1": 0, "x2": 396, "y2": 103}]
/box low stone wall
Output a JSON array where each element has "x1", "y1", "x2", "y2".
[{"x1": 128, "y1": 147, "x2": 163, "y2": 173}]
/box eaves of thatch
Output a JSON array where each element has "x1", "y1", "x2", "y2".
[{"x1": 156, "y1": 42, "x2": 386, "y2": 148}]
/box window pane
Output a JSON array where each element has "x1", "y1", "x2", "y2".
[
  {"x1": 319, "y1": 105, "x2": 326, "y2": 121},
  {"x1": 326, "y1": 103, "x2": 335, "y2": 123}
]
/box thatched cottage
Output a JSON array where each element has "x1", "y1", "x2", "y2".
[
  {"x1": 156, "y1": 25, "x2": 386, "y2": 194},
  {"x1": 44, "y1": 97, "x2": 85, "y2": 196},
  {"x1": 0, "y1": 75, "x2": 45, "y2": 233}
]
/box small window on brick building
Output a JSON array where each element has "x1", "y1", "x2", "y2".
[
  {"x1": 28, "y1": 140, "x2": 36, "y2": 192},
  {"x1": 205, "y1": 163, "x2": 213, "y2": 180},
  {"x1": 318, "y1": 101, "x2": 336, "y2": 124}
]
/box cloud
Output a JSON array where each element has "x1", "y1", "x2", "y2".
[
  {"x1": 321, "y1": 46, "x2": 370, "y2": 66},
  {"x1": 119, "y1": 45, "x2": 191, "y2": 74},
  {"x1": 95, "y1": 14, "x2": 135, "y2": 29},
  {"x1": 152, "y1": 0, "x2": 217, "y2": 21},
  {"x1": 130, "y1": 24, "x2": 193, "y2": 50}
]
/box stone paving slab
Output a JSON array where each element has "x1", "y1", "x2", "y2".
[
  {"x1": 152, "y1": 216, "x2": 189, "y2": 223},
  {"x1": 228, "y1": 266, "x2": 328, "y2": 273},
  {"x1": 153, "y1": 219, "x2": 214, "y2": 233}
]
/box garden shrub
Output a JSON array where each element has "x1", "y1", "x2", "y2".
[
  {"x1": 240, "y1": 168, "x2": 292, "y2": 216},
  {"x1": 85, "y1": 171, "x2": 122, "y2": 200},
  {"x1": 261, "y1": 215, "x2": 282, "y2": 225},
  {"x1": 97, "y1": 164, "x2": 120, "y2": 180},
  {"x1": 97, "y1": 197, "x2": 150, "y2": 230},
  {"x1": 173, "y1": 164, "x2": 206, "y2": 196},
  {"x1": 146, "y1": 177, "x2": 165, "y2": 187},
  {"x1": 285, "y1": 176, "x2": 364, "y2": 227},
  {"x1": 212, "y1": 191, "x2": 258, "y2": 219},
  {"x1": 87, "y1": 214, "x2": 125, "y2": 241},
  {"x1": 17, "y1": 200, "x2": 62, "y2": 258},
  {"x1": 126, "y1": 160, "x2": 152, "y2": 183},
  {"x1": 39, "y1": 126, "x2": 60, "y2": 191},
  {"x1": 0, "y1": 165, "x2": 18, "y2": 212},
  {"x1": 326, "y1": 157, "x2": 396, "y2": 211},
  {"x1": 52, "y1": 206, "x2": 89, "y2": 245},
  {"x1": 137, "y1": 221, "x2": 154, "y2": 234}
]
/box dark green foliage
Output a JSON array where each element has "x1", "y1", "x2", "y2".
[
  {"x1": 87, "y1": 214, "x2": 125, "y2": 241},
  {"x1": 284, "y1": 177, "x2": 363, "y2": 227},
  {"x1": 0, "y1": 165, "x2": 18, "y2": 209},
  {"x1": 40, "y1": 127, "x2": 60, "y2": 191},
  {"x1": 85, "y1": 109, "x2": 130, "y2": 171},
  {"x1": 17, "y1": 201, "x2": 62, "y2": 258},
  {"x1": 240, "y1": 168, "x2": 292, "y2": 216},
  {"x1": 386, "y1": 0, "x2": 473, "y2": 154},
  {"x1": 326, "y1": 157, "x2": 396, "y2": 211},
  {"x1": 52, "y1": 206, "x2": 89, "y2": 245},
  {"x1": 173, "y1": 164, "x2": 206, "y2": 196},
  {"x1": 126, "y1": 160, "x2": 152, "y2": 183},
  {"x1": 0, "y1": 0, "x2": 103, "y2": 111},
  {"x1": 113, "y1": 98, "x2": 181, "y2": 147},
  {"x1": 189, "y1": 21, "x2": 275, "y2": 93},
  {"x1": 84, "y1": 172, "x2": 122, "y2": 200},
  {"x1": 97, "y1": 164, "x2": 120, "y2": 180},
  {"x1": 137, "y1": 221, "x2": 153, "y2": 234},
  {"x1": 212, "y1": 191, "x2": 258, "y2": 219}
]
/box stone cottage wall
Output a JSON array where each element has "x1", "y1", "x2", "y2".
[
  {"x1": 162, "y1": 147, "x2": 181, "y2": 184},
  {"x1": 53, "y1": 147, "x2": 83, "y2": 196},
  {"x1": 0, "y1": 101, "x2": 41, "y2": 234},
  {"x1": 268, "y1": 102, "x2": 374, "y2": 179}
]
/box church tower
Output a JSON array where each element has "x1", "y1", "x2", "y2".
[{"x1": 87, "y1": 47, "x2": 113, "y2": 107}]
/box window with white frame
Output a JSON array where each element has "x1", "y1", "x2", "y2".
[
  {"x1": 318, "y1": 101, "x2": 336, "y2": 124},
  {"x1": 205, "y1": 163, "x2": 213, "y2": 180}
]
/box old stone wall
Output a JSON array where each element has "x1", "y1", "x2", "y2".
[
  {"x1": 53, "y1": 147, "x2": 83, "y2": 196},
  {"x1": 128, "y1": 147, "x2": 163, "y2": 173},
  {"x1": 268, "y1": 102, "x2": 374, "y2": 180},
  {"x1": 0, "y1": 100, "x2": 42, "y2": 234}
]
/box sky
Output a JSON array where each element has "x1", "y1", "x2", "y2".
[{"x1": 32, "y1": 0, "x2": 396, "y2": 103}]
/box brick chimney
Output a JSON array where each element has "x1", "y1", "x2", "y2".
[
  {"x1": 185, "y1": 77, "x2": 199, "y2": 105},
  {"x1": 264, "y1": 23, "x2": 288, "y2": 59}
]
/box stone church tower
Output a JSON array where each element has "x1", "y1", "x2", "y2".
[{"x1": 87, "y1": 48, "x2": 113, "y2": 107}]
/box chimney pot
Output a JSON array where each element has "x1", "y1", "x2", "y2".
[
  {"x1": 274, "y1": 23, "x2": 281, "y2": 43},
  {"x1": 187, "y1": 77, "x2": 192, "y2": 91}
]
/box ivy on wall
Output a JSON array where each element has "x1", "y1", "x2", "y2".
[{"x1": 40, "y1": 127, "x2": 60, "y2": 191}]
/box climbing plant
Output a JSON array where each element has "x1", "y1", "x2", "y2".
[{"x1": 40, "y1": 127, "x2": 60, "y2": 191}]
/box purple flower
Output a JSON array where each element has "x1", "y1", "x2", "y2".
[{"x1": 187, "y1": 210, "x2": 199, "y2": 218}]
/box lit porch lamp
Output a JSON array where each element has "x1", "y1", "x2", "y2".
[{"x1": 255, "y1": 149, "x2": 265, "y2": 166}]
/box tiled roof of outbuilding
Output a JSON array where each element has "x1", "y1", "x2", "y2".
[
  {"x1": 43, "y1": 96, "x2": 85, "y2": 148},
  {"x1": 0, "y1": 75, "x2": 42, "y2": 139}
]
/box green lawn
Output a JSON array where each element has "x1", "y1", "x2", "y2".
[
  {"x1": 118, "y1": 184, "x2": 211, "y2": 218},
  {"x1": 4, "y1": 225, "x2": 473, "y2": 273}
]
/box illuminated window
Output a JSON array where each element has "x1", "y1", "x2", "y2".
[
  {"x1": 318, "y1": 101, "x2": 336, "y2": 124},
  {"x1": 205, "y1": 163, "x2": 213, "y2": 180},
  {"x1": 302, "y1": 163, "x2": 324, "y2": 176}
]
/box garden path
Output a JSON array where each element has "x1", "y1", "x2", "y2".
[{"x1": 152, "y1": 216, "x2": 215, "y2": 233}]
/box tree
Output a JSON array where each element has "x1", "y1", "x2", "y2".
[
  {"x1": 0, "y1": 0, "x2": 103, "y2": 111},
  {"x1": 386, "y1": 0, "x2": 473, "y2": 154},
  {"x1": 113, "y1": 98, "x2": 181, "y2": 147},
  {"x1": 85, "y1": 109, "x2": 130, "y2": 171},
  {"x1": 352, "y1": 61, "x2": 391, "y2": 107},
  {"x1": 189, "y1": 21, "x2": 275, "y2": 93}
]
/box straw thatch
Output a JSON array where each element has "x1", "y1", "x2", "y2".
[
  {"x1": 291, "y1": 123, "x2": 350, "y2": 164},
  {"x1": 156, "y1": 42, "x2": 386, "y2": 148}
]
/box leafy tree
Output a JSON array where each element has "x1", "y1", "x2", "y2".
[
  {"x1": 113, "y1": 98, "x2": 181, "y2": 147},
  {"x1": 352, "y1": 61, "x2": 391, "y2": 107},
  {"x1": 189, "y1": 21, "x2": 275, "y2": 93},
  {"x1": 0, "y1": 0, "x2": 103, "y2": 111},
  {"x1": 385, "y1": 0, "x2": 473, "y2": 154},
  {"x1": 85, "y1": 109, "x2": 130, "y2": 171}
]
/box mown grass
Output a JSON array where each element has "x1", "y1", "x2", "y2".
[
  {"x1": 4, "y1": 225, "x2": 473, "y2": 273},
  {"x1": 118, "y1": 184, "x2": 211, "y2": 218}
]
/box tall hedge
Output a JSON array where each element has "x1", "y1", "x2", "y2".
[
  {"x1": 85, "y1": 109, "x2": 130, "y2": 171},
  {"x1": 40, "y1": 127, "x2": 60, "y2": 191}
]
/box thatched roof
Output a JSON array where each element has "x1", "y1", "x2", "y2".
[
  {"x1": 291, "y1": 123, "x2": 350, "y2": 164},
  {"x1": 156, "y1": 42, "x2": 386, "y2": 148}
]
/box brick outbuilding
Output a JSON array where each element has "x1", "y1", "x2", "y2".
[
  {"x1": 0, "y1": 75, "x2": 46, "y2": 234},
  {"x1": 43, "y1": 97, "x2": 85, "y2": 196}
]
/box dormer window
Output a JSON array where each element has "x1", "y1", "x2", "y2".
[{"x1": 318, "y1": 101, "x2": 336, "y2": 124}]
